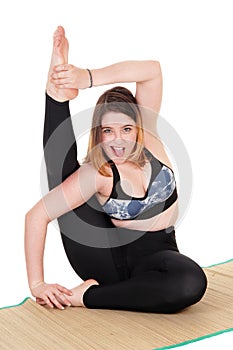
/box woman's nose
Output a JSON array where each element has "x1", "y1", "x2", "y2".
[
  {"x1": 114, "y1": 131, "x2": 123, "y2": 142},
  {"x1": 115, "y1": 137, "x2": 123, "y2": 144}
]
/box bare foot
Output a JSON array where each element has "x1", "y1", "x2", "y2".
[
  {"x1": 46, "y1": 26, "x2": 78, "y2": 102},
  {"x1": 67, "y1": 279, "x2": 99, "y2": 307}
]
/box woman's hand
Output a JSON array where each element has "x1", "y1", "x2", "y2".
[
  {"x1": 31, "y1": 282, "x2": 73, "y2": 310},
  {"x1": 51, "y1": 64, "x2": 90, "y2": 90}
]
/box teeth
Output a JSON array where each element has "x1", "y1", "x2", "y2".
[{"x1": 111, "y1": 146, "x2": 125, "y2": 157}]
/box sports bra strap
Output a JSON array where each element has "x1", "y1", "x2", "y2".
[{"x1": 107, "y1": 159, "x2": 121, "y2": 198}]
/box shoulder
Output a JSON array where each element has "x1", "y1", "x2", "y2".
[
  {"x1": 80, "y1": 162, "x2": 112, "y2": 193},
  {"x1": 144, "y1": 133, "x2": 174, "y2": 170},
  {"x1": 78, "y1": 162, "x2": 102, "y2": 182}
]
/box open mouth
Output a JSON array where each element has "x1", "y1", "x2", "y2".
[{"x1": 110, "y1": 146, "x2": 125, "y2": 157}]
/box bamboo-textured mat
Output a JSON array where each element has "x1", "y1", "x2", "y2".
[{"x1": 1, "y1": 260, "x2": 233, "y2": 350}]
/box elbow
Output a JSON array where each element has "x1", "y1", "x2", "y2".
[
  {"x1": 25, "y1": 209, "x2": 35, "y2": 224},
  {"x1": 25, "y1": 202, "x2": 51, "y2": 227},
  {"x1": 25, "y1": 208, "x2": 33, "y2": 224},
  {"x1": 150, "y1": 60, "x2": 162, "y2": 78},
  {"x1": 25, "y1": 207, "x2": 33, "y2": 219},
  {"x1": 24, "y1": 208, "x2": 50, "y2": 245}
]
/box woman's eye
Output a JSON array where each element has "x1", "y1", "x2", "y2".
[
  {"x1": 123, "y1": 127, "x2": 131, "y2": 133},
  {"x1": 103, "y1": 129, "x2": 112, "y2": 134}
]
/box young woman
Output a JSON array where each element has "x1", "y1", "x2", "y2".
[{"x1": 25, "y1": 26, "x2": 207, "y2": 312}]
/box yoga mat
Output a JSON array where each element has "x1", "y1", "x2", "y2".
[{"x1": 1, "y1": 259, "x2": 233, "y2": 350}]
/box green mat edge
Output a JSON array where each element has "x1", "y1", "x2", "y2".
[
  {"x1": 203, "y1": 256, "x2": 233, "y2": 269},
  {"x1": 1, "y1": 257, "x2": 233, "y2": 349},
  {"x1": 0, "y1": 297, "x2": 31, "y2": 311},
  {"x1": 154, "y1": 326, "x2": 233, "y2": 349}
]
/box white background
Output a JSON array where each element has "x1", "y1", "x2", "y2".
[{"x1": 1, "y1": 1, "x2": 233, "y2": 349}]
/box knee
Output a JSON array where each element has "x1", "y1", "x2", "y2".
[
  {"x1": 168, "y1": 267, "x2": 208, "y2": 313},
  {"x1": 183, "y1": 266, "x2": 207, "y2": 303}
]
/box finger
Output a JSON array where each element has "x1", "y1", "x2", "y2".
[
  {"x1": 51, "y1": 77, "x2": 71, "y2": 85},
  {"x1": 51, "y1": 71, "x2": 67, "y2": 79},
  {"x1": 36, "y1": 297, "x2": 45, "y2": 303},
  {"x1": 36, "y1": 297, "x2": 43, "y2": 302},
  {"x1": 54, "y1": 64, "x2": 73, "y2": 72},
  {"x1": 36, "y1": 298, "x2": 47, "y2": 306},
  {"x1": 55, "y1": 83, "x2": 73, "y2": 89},
  {"x1": 55, "y1": 293, "x2": 71, "y2": 307},
  {"x1": 44, "y1": 296, "x2": 55, "y2": 309},
  {"x1": 56, "y1": 284, "x2": 73, "y2": 296},
  {"x1": 48, "y1": 293, "x2": 65, "y2": 310}
]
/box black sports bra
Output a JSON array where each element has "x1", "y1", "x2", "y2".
[{"x1": 102, "y1": 149, "x2": 178, "y2": 220}]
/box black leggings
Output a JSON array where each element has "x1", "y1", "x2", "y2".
[{"x1": 43, "y1": 94, "x2": 207, "y2": 313}]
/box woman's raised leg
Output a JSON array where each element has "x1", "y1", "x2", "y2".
[{"x1": 43, "y1": 26, "x2": 124, "y2": 285}]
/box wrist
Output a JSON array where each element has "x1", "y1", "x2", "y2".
[{"x1": 30, "y1": 280, "x2": 45, "y2": 290}]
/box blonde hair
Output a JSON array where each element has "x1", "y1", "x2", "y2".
[{"x1": 84, "y1": 86, "x2": 147, "y2": 176}]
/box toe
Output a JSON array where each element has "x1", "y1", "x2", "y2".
[{"x1": 57, "y1": 25, "x2": 65, "y2": 35}]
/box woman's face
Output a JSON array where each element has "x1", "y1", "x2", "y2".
[{"x1": 101, "y1": 111, "x2": 137, "y2": 163}]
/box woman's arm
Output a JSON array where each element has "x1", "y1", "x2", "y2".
[
  {"x1": 25, "y1": 164, "x2": 100, "y2": 308},
  {"x1": 51, "y1": 60, "x2": 163, "y2": 152},
  {"x1": 51, "y1": 60, "x2": 162, "y2": 113},
  {"x1": 93, "y1": 61, "x2": 162, "y2": 114},
  {"x1": 25, "y1": 200, "x2": 74, "y2": 309}
]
